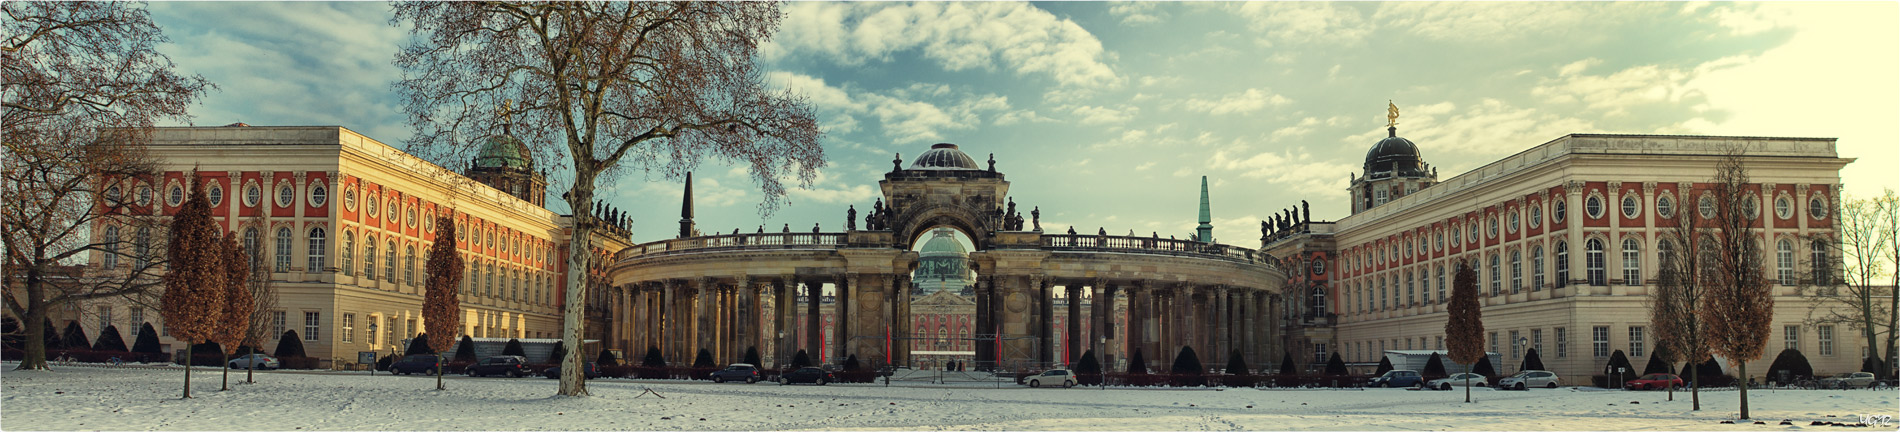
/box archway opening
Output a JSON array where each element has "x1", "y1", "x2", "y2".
[{"x1": 906, "y1": 226, "x2": 977, "y2": 371}]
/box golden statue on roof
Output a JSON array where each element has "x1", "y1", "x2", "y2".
[{"x1": 1387, "y1": 100, "x2": 1400, "y2": 128}]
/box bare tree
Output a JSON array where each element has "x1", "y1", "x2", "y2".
[
  {"x1": 215, "y1": 233, "x2": 252, "y2": 391},
  {"x1": 2, "y1": 1, "x2": 211, "y2": 370},
  {"x1": 1804, "y1": 190, "x2": 1897, "y2": 378},
  {"x1": 393, "y1": 1, "x2": 825, "y2": 396},
  {"x1": 1700, "y1": 152, "x2": 1774, "y2": 420},
  {"x1": 159, "y1": 174, "x2": 226, "y2": 399},
  {"x1": 1444, "y1": 260, "x2": 1483, "y2": 403},
  {"x1": 1650, "y1": 191, "x2": 1712, "y2": 410},
  {"x1": 423, "y1": 215, "x2": 463, "y2": 390},
  {"x1": 239, "y1": 213, "x2": 278, "y2": 383}
]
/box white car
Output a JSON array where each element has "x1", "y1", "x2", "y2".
[
  {"x1": 1025, "y1": 369, "x2": 1076, "y2": 388},
  {"x1": 1497, "y1": 370, "x2": 1561, "y2": 390},
  {"x1": 1425, "y1": 372, "x2": 1489, "y2": 390}
]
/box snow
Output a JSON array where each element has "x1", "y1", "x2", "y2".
[{"x1": 3, "y1": 362, "x2": 1894, "y2": 431}]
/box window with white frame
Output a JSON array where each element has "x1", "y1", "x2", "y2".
[
  {"x1": 129, "y1": 308, "x2": 143, "y2": 339},
  {"x1": 341, "y1": 232, "x2": 355, "y2": 276},
  {"x1": 1621, "y1": 195, "x2": 1640, "y2": 219},
  {"x1": 1313, "y1": 343, "x2": 1327, "y2": 363},
  {"x1": 363, "y1": 237, "x2": 377, "y2": 280},
  {"x1": 1785, "y1": 325, "x2": 1800, "y2": 351},
  {"x1": 1621, "y1": 238, "x2": 1641, "y2": 286},
  {"x1": 1586, "y1": 239, "x2": 1606, "y2": 286},
  {"x1": 275, "y1": 227, "x2": 292, "y2": 272},
  {"x1": 1629, "y1": 326, "x2": 1645, "y2": 357},
  {"x1": 98, "y1": 306, "x2": 113, "y2": 333},
  {"x1": 1776, "y1": 239, "x2": 1795, "y2": 285},
  {"x1": 1510, "y1": 250, "x2": 1523, "y2": 293},
  {"x1": 1490, "y1": 332, "x2": 1499, "y2": 356},
  {"x1": 1405, "y1": 270, "x2": 1415, "y2": 305},
  {"x1": 102, "y1": 226, "x2": 120, "y2": 269},
  {"x1": 1593, "y1": 325, "x2": 1610, "y2": 357},
  {"x1": 1532, "y1": 329, "x2": 1543, "y2": 354},
  {"x1": 271, "y1": 310, "x2": 286, "y2": 339},
  {"x1": 1436, "y1": 336, "x2": 1444, "y2": 351},
  {"x1": 404, "y1": 245, "x2": 416, "y2": 286},
  {"x1": 1379, "y1": 278, "x2": 1387, "y2": 309},
  {"x1": 1818, "y1": 325, "x2": 1833, "y2": 356},
  {"x1": 1419, "y1": 270, "x2": 1430, "y2": 304},
  {"x1": 134, "y1": 227, "x2": 151, "y2": 268},
  {"x1": 1510, "y1": 330, "x2": 1521, "y2": 360},
  {"x1": 1532, "y1": 245, "x2": 1546, "y2": 291},
  {"x1": 1489, "y1": 254, "x2": 1501, "y2": 295},
  {"x1": 308, "y1": 228, "x2": 326, "y2": 271},
  {"x1": 1811, "y1": 238, "x2": 1832, "y2": 285},
  {"x1": 385, "y1": 241, "x2": 398, "y2": 284},
  {"x1": 1556, "y1": 327, "x2": 1567, "y2": 358},
  {"x1": 342, "y1": 313, "x2": 354, "y2": 343},
  {"x1": 1436, "y1": 265, "x2": 1446, "y2": 303},
  {"x1": 303, "y1": 311, "x2": 319, "y2": 341}
]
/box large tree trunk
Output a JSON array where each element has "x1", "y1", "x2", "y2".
[
  {"x1": 17, "y1": 277, "x2": 50, "y2": 370},
  {"x1": 1736, "y1": 362, "x2": 1750, "y2": 419},
  {"x1": 558, "y1": 173, "x2": 598, "y2": 397},
  {"x1": 1691, "y1": 369, "x2": 1700, "y2": 411}
]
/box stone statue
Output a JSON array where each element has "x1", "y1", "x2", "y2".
[
  {"x1": 1261, "y1": 220, "x2": 1270, "y2": 239},
  {"x1": 812, "y1": 223, "x2": 821, "y2": 233},
  {"x1": 847, "y1": 205, "x2": 857, "y2": 231},
  {"x1": 1031, "y1": 206, "x2": 1041, "y2": 231},
  {"x1": 1098, "y1": 227, "x2": 1107, "y2": 236},
  {"x1": 1302, "y1": 200, "x2": 1310, "y2": 223},
  {"x1": 758, "y1": 225, "x2": 765, "y2": 233},
  {"x1": 1067, "y1": 226, "x2": 1077, "y2": 236},
  {"x1": 987, "y1": 153, "x2": 996, "y2": 172},
  {"x1": 782, "y1": 223, "x2": 790, "y2": 233},
  {"x1": 1006, "y1": 198, "x2": 1017, "y2": 220},
  {"x1": 893, "y1": 153, "x2": 902, "y2": 172}
]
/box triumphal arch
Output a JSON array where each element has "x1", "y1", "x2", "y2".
[{"x1": 610, "y1": 143, "x2": 1287, "y2": 371}]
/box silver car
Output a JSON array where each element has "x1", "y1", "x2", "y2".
[
  {"x1": 227, "y1": 353, "x2": 280, "y2": 370},
  {"x1": 1496, "y1": 370, "x2": 1560, "y2": 390},
  {"x1": 1425, "y1": 372, "x2": 1489, "y2": 390},
  {"x1": 1818, "y1": 372, "x2": 1877, "y2": 389}
]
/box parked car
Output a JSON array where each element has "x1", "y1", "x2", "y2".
[
  {"x1": 1369, "y1": 370, "x2": 1424, "y2": 388},
  {"x1": 1024, "y1": 369, "x2": 1076, "y2": 388},
  {"x1": 543, "y1": 362, "x2": 601, "y2": 379},
  {"x1": 389, "y1": 354, "x2": 441, "y2": 375},
  {"x1": 227, "y1": 354, "x2": 280, "y2": 370},
  {"x1": 709, "y1": 363, "x2": 761, "y2": 383},
  {"x1": 779, "y1": 367, "x2": 835, "y2": 385},
  {"x1": 1425, "y1": 372, "x2": 1489, "y2": 390},
  {"x1": 467, "y1": 356, "x2": 530, "y2": 378},
  {"x1": 1818, "y1": 372, "x2": 1878, "y2": 389},
  {"x1": 1497, "y1": 370, "x2": 1561, "y2": 390},
  {"x1": 1624, "y1": 373, "x2": 1684, "y2": 390}
]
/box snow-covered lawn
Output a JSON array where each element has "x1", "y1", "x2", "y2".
[{"x1": 2, "y1": 362, "x2": 1893, "y2": 431}]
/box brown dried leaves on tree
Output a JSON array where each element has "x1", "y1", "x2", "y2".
[
  {"x1": 1445, "y1": 261, "x2": 1485, "y2": 366},
  {"x1": 1698, "y1": 152, "x2": 1775, "y2": 419},
  {"x1": 217, "y1": 233, "x2": 252, "y2": 354},
  {"x1": 423, "y1": 215, "x2": 463, "y2": 353},
  {"x1": 160, "y1": 174, "x2": 225, "y2": 345}
]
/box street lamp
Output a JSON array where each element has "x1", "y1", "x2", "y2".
[
  {"x1": 368, "y1": 322, "x2": 379, "y2": 375},
  {"x1": 1516, "y1": 337, "x2": 1529, "y2": 372}
]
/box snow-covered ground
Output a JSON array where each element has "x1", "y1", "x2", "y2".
[{"x1": 2, "y1": 362, "x2": 1894, "y2": 431}]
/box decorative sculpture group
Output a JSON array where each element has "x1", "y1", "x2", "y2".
[
  {"x1": 864, "y1": 198, "x2": 894, "y2": 231},
  {"x1": 1261, "y1": 200, "x2": 1313, "y2": 241}
]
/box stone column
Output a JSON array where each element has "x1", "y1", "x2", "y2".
[
  {"x1": 1565, "y1": 180, "x2": 1586, "y2": 292},
  {"x1": 974, "y1": 276, "x2": 992, "y2": 369},
  {"x1": 695, "y1": 278, "x2": 714, "y2": 364},
  {"x1": 1033, "y1": 276, "x2": 1051, "y2": 366},
  {"x1": 807, "y1": 278, "x2": 823, "y2": 358},
  {"x1": 836, "y1": 273, "x2": 854, "y2": 364},
  {"x1": 1068, "y1": 282, "x2": 1084, "y2": 365},
  {"x1": 739, "y1": 275, "x2": 756, "y2": 364},
  {"x1": 1089, "y1": 281, "x2": 1106, "y2": 367},
  {"x1": 1215, "y1": 286, "x2": 1230, "y2": 365}
]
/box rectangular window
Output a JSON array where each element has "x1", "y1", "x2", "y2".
[
  {"x1": 129, "y1": 308, "x2": 144, "y2": 339},
  {"x1": 1556, "y1": 327, "x2": 1567, "y2": 358},
  {"x1": 1593, "y1": 325, "x2": 1610, "y2": 358},
  {"x1": 1406, "y1": 339, "x2": 1413, "y2": 350},
  {"x1": 271, "y1": 310, "x2": 286, "y2": 339},
  {"x1": 98, "y1": 306, "x2": 113, "y2": 333},
  {"x1": 1314, "y1": 343, "x2": 1327, "y2": 364},
  {"x1": 1629, "y1": 326, "x2": 1645, "y2": 357},
  {"x1": 1406, "y1": 271, "x2": 1416, "y2": 306},
  {"x1": 1532, "y1": 329, "x2": 1543, "y2": 355},
  {"x1": 1379, "y1": 278, "x2": 1387, "y2": 309},
  {"x1": 160, "y1": 316, "x2": 169, "y2": 337},
  {"x1": 1436, "y1": 266, "x2": 1446, "y2": 303},
  {"x1": 1490, "y1": 332, "x2": 1499, "y2": 357},
  {"x1": 1818, "y1": 325, "x2": 1833, "y2": 356},
  {"x1": 1510, "y1": 252, "x2": 1523, "y2": 293},
  {"x1": 303, "y1": 312, "x2": 320, "y2": 341},
  {"x1": 342, "y1": 313, "x2": 355, "y2": 343},
  {"x1": 1785, "y1": 325, "x2": 1800, "y2": 351},
  {"x1": 406, "y1": 319, "x2": 416, "y2": 339},
  {"x1": 1436, "y1": 336, "x2": 1444, "y2": 351},
  {"x1": 370, "y1": 315, "x2": 380, "y2": 345},
  {"x1": 1533, "y1": 247, "x2": 1546, "y2": 291},
  {"x1": 387, "y1": 317, "x2": 397, "y2": 348},
  {"x1": 1419, "y1": 271, "x2": 1430, "y2": 304},
  {"x1": 1510, "y1": 330, "x2": 1521, "y2": 360},
  {"x1": 1490, "y1": 254, "x2": 1502, "y2": 295}
]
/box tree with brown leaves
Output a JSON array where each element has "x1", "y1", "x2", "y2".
[
  {"x1": 423, "y1": 215, "x2": 463, "y2": 390},
  {"x1": 394, "y1": 1, "x2": 825, "y2": 396},
  {"x1": 1804, "y1": 190, "x2": 1897, "y2": 380},
  {"x1": 1651, "y1": 185, "x2": 1712, "y2": 409},
  {"x1": 217, "y1": 232, "x2": 252, "y2": 391},
  {"x1": 159, "y1": 173, "x2": 225, "y2": 398},
  {"x1": 1700, "y1": 152, "x2": 1774, "y2": 419},
  {"x1": 2, "y1": 0, "x2": 211, "y2": 371},
  {"x1": 1444, "y1": 260, "x2": 1484, "y2": 403}
]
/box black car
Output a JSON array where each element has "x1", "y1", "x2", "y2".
[
  {"x1": 467, "y1": 355, "x2": 530, "y2": 378},
  {"x1": 779, "y1": 367, "x2": 834, "y2": 385},
  {"x1": 389, "y1": 354, "x2": 442, "y2": 375},
  {"x1": 544, "y1": 362, "x2": 601, "y2": 379},
  {"x1": 709, "y1": 363, "x2": 761, "y2": 383}
]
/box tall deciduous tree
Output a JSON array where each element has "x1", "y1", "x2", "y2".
[
  {"x1": 1651, "y1": 191, "x2": 1712, "y2": 410},
  {"x1": 1701, "y1": 153, "x2": 1774, "y2": 420},
  {"x1": 423, "y1": 215, "x2": 463, "y2": 390},
  {"x1": 238, "y1": 213, "x2": 278, "y2": 383},
  {"x1": 159, "y1": 174, "x2": 225, "y2": 398},
  {"x1": 393, "y1": 1, "x2": 825, "y2": 397},
  {"x1": 216, "y1": 233, "x2": 252, "y2": 389},
  {"x1": 2, "y1": 1, "x2": 210, "y2": 371},
  {"x1": 1805, "y1": 190, "x2": 1897, "y2": 379},
  {"x1": 1444, "y1": 260, "x2": 1484, "y2": 402}
]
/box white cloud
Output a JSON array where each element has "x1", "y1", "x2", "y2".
[
  {"x1": 1229, "y1": 2, "x2": 1371, "y2": 46},
  {"x1": 1208, "y1": 148, "x2": 1355, "y2": 199},
  {"x1": 1270, "y1": 117, "x2": 1322, "y2": 141},
  {"x1": 1374, "y1": 3, "x2": 1673, "y2": 44},
  {"x1": 1345, "y1": 99, "x2": 1598, "y2": 159},
  {"x1": 1533, "y1": 60, "x2": 1726, "y2": 117},
  {"x1": 1109, "y1": 2, "x2": 1167, "y2": 25},
  {"x1": 1183, "y1": 88, "x2": 1291, "y2": 115},
  {"x1": 1069, "y1": 105, "x2": 1137, "y2": 125},
  {"x1": 766, "y1": 3, "x2": 1122, "y2": 88}
]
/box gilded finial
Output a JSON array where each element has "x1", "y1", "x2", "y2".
[{"x1": 1386, "y1": 100, "x2": 1400, "y2": 128}]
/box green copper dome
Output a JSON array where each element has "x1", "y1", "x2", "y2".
[
  {"x1": 473, "y1": 134, "x2": 533, "y2": 170},
  {"x1": 915, "y1": 228, "x2": 970, "y2": 283}
]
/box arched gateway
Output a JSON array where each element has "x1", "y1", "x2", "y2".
[{"x1": 611, "y1": 144, "x2": 1287, "y2": 372}]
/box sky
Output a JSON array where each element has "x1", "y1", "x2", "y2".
[{"x1": 146, "y1": 2, "x2": 1900, "y2": 248}]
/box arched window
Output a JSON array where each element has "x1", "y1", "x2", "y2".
[
  {"x1": 242, "y1": 228, "x2": 259, "y2": 267},
  {"x1": 404, "y1": 245, "x2": 417, "y2": 286},
  {"x1": 1776, "y1": 239, "x2": 1795, "y2": 286},
  {"x1": 384, "y1": 240, "x2": 397, "y2": 284},
  {"x1": 341, "y1": 232, "x2": 355, "y2": 276},
  {"x1": 1405, "y1": 270, "x2": 1415, "y2": 306},
  {"x1": 364, "y1": 237, "x2": 377, "y2": 280},
  {"x1": 1510, "y1": 250, "x2": 1523, "y2": 293},
  {"x1": 134, "y1": 227, "x2": 151, "y2": 268},
  {"x1": 1419, "y1": 269, "x2": 1430, "y2": 304},
  {"x1": 1378, "y1": 278, "x2": 1387, "y2": 310},
  {"x1": 1531, "y1": 245, "x2": 1546, "y2": 291},
  {"x1": 307, "y1": 228, "x2": 327, "y2": 271},
  {"x1": 1585, "y1": 239, "x2": 1606, "y2": 286},
  {"x1": 103, "y1": 227, "x2": 121, "y2": 269},
  {"x1": 274, "y1": 227, "x2": 292, "y2": 272},
  {"x1": 1621, "y1": 238, "x2": 1641, "y2": 286},
  {"x1": 485, "y1": 263, "x2": 494, "y2": 297},
  {"x1": 1811, "y1": 238, "x2": 1832, "y2": 285},
  {"x1": 1555, "y1": 241, "x2": 1570, "y2": 286},
  {"x1": 511, "y1": 271, "x2": 520, "y2": 302},
  {"x1": 1435, "y1": 265, "x2": 1446, "y2": 303},
  {"x1": 1489, "y1": 254, "x2": 1501, "y2": 295}
]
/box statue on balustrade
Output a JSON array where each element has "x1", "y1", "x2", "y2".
[
  {"x1": 782, "y1": 223, "x2": 791, "y2": 233},
  {"x1": 892, "y1": 153, "x2": 902, "y2": 173},
  {"x1": 1302, "y1": 200, "x2": 1310, "y2": 224},
  {"x1": 812, "y1": 223, "x2": 821, "y2": 233},
  {"x1": 847, "y1": 205, "x2": 857, "y2": 231},
  {"x1": 988, "y1": 153, "x2": 996, "y2": 172},
  {"x1": 1261, "y1": 220, "x2": 1270, "y2": 239},
  {"x1": 1031, "y1": 207, "x2": 1041, "y2": 231}
]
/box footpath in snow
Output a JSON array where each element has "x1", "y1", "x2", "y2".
[{"x1": 2, "y1": 362, "x2": 1894, "y2": 431}]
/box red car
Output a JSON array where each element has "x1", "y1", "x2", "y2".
[{"x1": 1625, "y1": 373, "x2": 1684, "y2": 390}]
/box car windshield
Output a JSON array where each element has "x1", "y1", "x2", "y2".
[
  {"x1": 483, "y1": 358, "x2": 509, "y2": 364},
  {"x1": 1510, "y1": 371, "x2": 1532, "y2": 378},
  {"x1": 1639, "y1": 374, "x2": 1668, "y2": 380}
]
